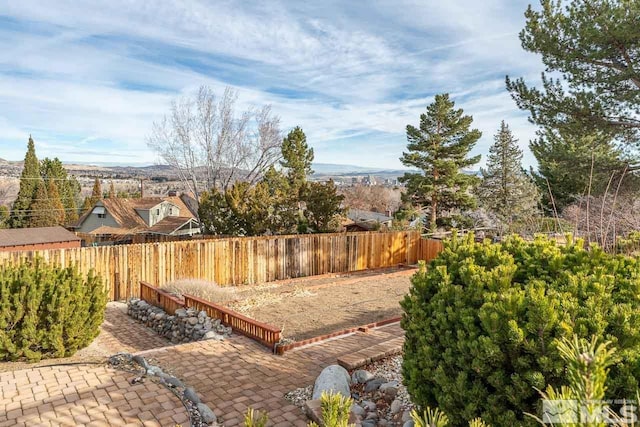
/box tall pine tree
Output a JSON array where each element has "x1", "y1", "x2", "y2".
[
  {"x1": 10, "y1": 136, "x2": 40, "y2": 228},
  {"x1": 28, "y1": 180, "x2": 56, "y2": 228},
  {"x1": 108, "y1": 181, "x2": 116, "y2": 199},
  {"x1": 530, "y1": 128, "x2": 632, "y2": 212},
  {"x1": 46, "y1": 180, "x2": 65, "y2": 225},
  {"x1": 506, "y1": 0, "x2": 640, "y2": 144},
  {"x1": 41, "y1": 157, "x2": 80, "y2": 224},
  {"x1": 82, "y1": 178, "x2": 103, "y2": 213},
  {"x1": 280, "y1": 126, "x2": 314, "y2": 196},
  {"x1": 476, "y1": 121, "x2": 539, "y2": 230},
  {"x1": 0, "y1": 206, "x2": 8, "y2": 229},
  {"x1": 399, "y1": 94, "x2": 481, "y2": 230}
]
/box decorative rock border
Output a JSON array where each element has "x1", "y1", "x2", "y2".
[
  {"x1": 298, "y1": 357, "x2": 415, "y2": 427},
  {"x1": 108, "y1": 352, "x2": 219, "y2": 426},
  {"x1": 128, "y1": 298, "x2": 232, "y2": 343}
]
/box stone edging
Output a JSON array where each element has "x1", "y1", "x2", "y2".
[
  {"x1": 128, "y1": 298, "x2": 232, "y2": 343},
  {"x1": 108, "y1": 353, "x2": 219, "y2": 426}
]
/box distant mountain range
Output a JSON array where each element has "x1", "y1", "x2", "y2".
[
  {"x1": 311, "y1": 163, "x2": 413, "y2": 177},
  {"x1": 0, "y1": 158, "x2": 481, "y2": 180}
]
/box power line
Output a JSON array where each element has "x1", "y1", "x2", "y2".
[
  {"x1": 0, "y1": 177, "x2": 130, "y2": 181},
  {"x1": 9, "y1": 207, "x2": 82, "y2": 212}
]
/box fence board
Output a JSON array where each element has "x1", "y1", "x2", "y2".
[{"x1": 0, "y1": 231, "x2": 443, "y2": 300}]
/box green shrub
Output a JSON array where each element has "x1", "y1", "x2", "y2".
[
  {"x1": 401, "y1": 233, "x2": 640, "y2": 426},
  {"x1": 0, "y1": 258, "x2": 107, "y2": 361}
]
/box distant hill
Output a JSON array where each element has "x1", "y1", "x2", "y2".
[{"x1": 312, "y1": 162, "x2": 411, "y2": 176}]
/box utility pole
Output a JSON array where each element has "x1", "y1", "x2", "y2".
[{"x1": 139, "y1": 178, "x2": 147, "y2": 198}]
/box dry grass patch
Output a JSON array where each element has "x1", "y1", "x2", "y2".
[{"x1": 161, "y1": 279, "x2": 237, "y2": 305}]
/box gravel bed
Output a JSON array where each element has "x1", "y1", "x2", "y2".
[
  {"x1": 285, "y1": 355, "x2": 414, "y2": 426},
  {"x1": 284, "y1": 384, "x2": 313, "y2": 407},
  {"x1": 360, "y1": 355, "x2": 413, "y2": 409}
]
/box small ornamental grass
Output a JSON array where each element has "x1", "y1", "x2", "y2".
[
  {"x1": 0, "y1": 258, "x2": 107, "y2": 362},
  {"x1": 161, "y1": 279, "x2": 237, "y2": 304}
]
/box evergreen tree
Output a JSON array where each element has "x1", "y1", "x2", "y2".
[
  {"x1": 506, "y1": 0, "x2": 640, "y2": 144},
  {"x1": 65, "y1": 192, "x2": 79, "y2": 224},
  {"x1": 108, "y1": 181, "x2": 116, "y2": 199},
  {"x1": 303, "y1": 180, "x2": 345, "y2": 233},
  {"x1": 0, "y1": 206, "x2": 8, "y2": 229},
  {"x1": 476, "y1": 121, "x2": 539, "y2": 231},
  {"x1": 280, "y1": 126, "x2": 314, "y2": 196},
  {"x1": 399, "y1": 94, "x2": 481, "y2": 230},
  {"x1": 46, "y1": 180, "x2": 65, "y2": 225},
  {"x1": 85, "y1": 178, "x2": 103, "y2": 210},
  {"x1": 28, "y1": 180, "x2": 56, "y2": 227},
  {"x1": 10, "y1": 136, "x2": 40, "y2": 228},
  {"x1": 531, "y1": 128, "x2": 632, "y2": 212},
  {"x1": 41, "y1": 158, "x2": 80, "y2": 224},
  {"x1": 81, "y1": 197, "x2": 93, "y2": 214},
  {"x1": 91, "y1": 178, "x2": 102, "y2": 201},
  {"x1": 261, "y1": 166, "x2": 298, "y2": 234}
]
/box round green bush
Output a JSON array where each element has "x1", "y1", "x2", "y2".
[
  {"x1": 401, "y1": 234, "x2": 640, "y2": 426},
  {"x1": 0, "y1": 258, "x2": 107, "y2": 362}
]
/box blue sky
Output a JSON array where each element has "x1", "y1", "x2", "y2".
[{"x1": 0, "y1": 1, "x2": 544, "y2": 170}]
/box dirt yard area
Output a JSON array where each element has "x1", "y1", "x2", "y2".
[{"x1": 226, "y1": 267, "x2": 416, "y2": 342}]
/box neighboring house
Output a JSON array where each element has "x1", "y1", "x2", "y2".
[
  {"x1": 72, "y1": 194, "x2": 200, "y2": 239},
  {"x1": 345, "y1": 209, "x2": 394, "y2": 232},
  {"x1": 0, "y1": 226, "x2": 82, "y2": 252}
]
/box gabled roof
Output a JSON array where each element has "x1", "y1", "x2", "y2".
[
  {"x1": 75, "y1": 194, "x2": 199, "y2": 236},
  {"x1": 347, "y1": 209, "x2": 393, "y2": 223},
  {"x1": 88, "y1": 226, "x2": 137, "y2": 236},
  {"x1": 147, "y1": 217, "x2": 197, "y2": 234},
  {"x1": 0, "y1": 226, "x2": 81, "y2": 247}
]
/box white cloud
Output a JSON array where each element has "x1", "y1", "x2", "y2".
[{"x1": 0, "y1": 0, "x2": 543, "y2": 169}]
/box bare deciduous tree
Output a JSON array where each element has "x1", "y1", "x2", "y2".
[
  {"x1": 339, "y1": 186, "x2": 401, "y2": 214},
  {"x1": 148, "y1": 86, "x2": 283, "y2": 213}
]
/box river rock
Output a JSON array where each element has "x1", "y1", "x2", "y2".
[
  {"x1": 312, "y1": 365, "x2": 351, "y2": 400},
  {"x1": 351, "y1": 404, "x2": 366, "y2": 417},
  {"x1": 352, "y1": 369, "x2": 375, "y2": 384},
  {"x1": 198, "y1": 403, "x2": 217, "y2": 424},
  {"x1": 364, "y1": 377, "x2": 385, "y2": 392},
  {"x1": 203, "y1": 331, "x2": 224, "y2": 340},
  {"x1": 184, "y1": 387, "x2": 201, "y2": 404}
]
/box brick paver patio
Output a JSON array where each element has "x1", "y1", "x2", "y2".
[
  {"x1": 145, "y1": 322, "x2": 404, "y2": 426},
  {"x1": 98, "y1": 302, "x2": 172, "y2": 354},
  {"x1": 0, "y1": 364, "x2": 188, "y2": 427},
  {"x1": 0, "y1": 302, "x2": 404, "y2": 426}
]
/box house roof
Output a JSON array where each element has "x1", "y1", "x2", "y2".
[
  {"x1": 75, "y1": 194, "x2": 199, "y2": 236},
  {"x1": 0, "y1": 226, "x2": 81, "y2": 247},
  {"x1": 88, "y1": 226, "x2": 138, "y2": 236},
  {"x1": 347, "y1": 209, "x2": 393, "y2": 223},
  {"x1": 147, "y1": 217, "x2": 197, "y2": 234}
]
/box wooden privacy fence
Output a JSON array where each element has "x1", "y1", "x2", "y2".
[
  {"x1": 140, "y1": 281, "x2": 281, "y2": 349},
  {"x1": 0, "y1": 231, "x2": 444, "y2": 301}
]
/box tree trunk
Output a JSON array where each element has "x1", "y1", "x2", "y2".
[{"x1": 430, "y1": 194, "x2": 437, "y2": 230}]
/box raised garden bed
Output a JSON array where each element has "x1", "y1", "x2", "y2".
[{"x1": 226, "y1": 267, "x2": 414, "y2": 342}]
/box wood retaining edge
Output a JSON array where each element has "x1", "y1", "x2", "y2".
[
  {"x1": 274, "y1": 316, "x2": 403, "y2": 355},
  {"x1": 139, "y1": 281, "x2": 282, "y2": 350}
]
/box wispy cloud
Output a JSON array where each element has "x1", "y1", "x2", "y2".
[{"x1": 0, "y1": 0, "x2": 542, "y2": 169}]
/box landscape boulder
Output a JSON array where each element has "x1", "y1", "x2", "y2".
[
  {"x1": 312, "y1": 364, "x2": 351, "y2": 400},
  {"x1": 352, "y1": 369, "x2": 375, "y2": 384}
]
